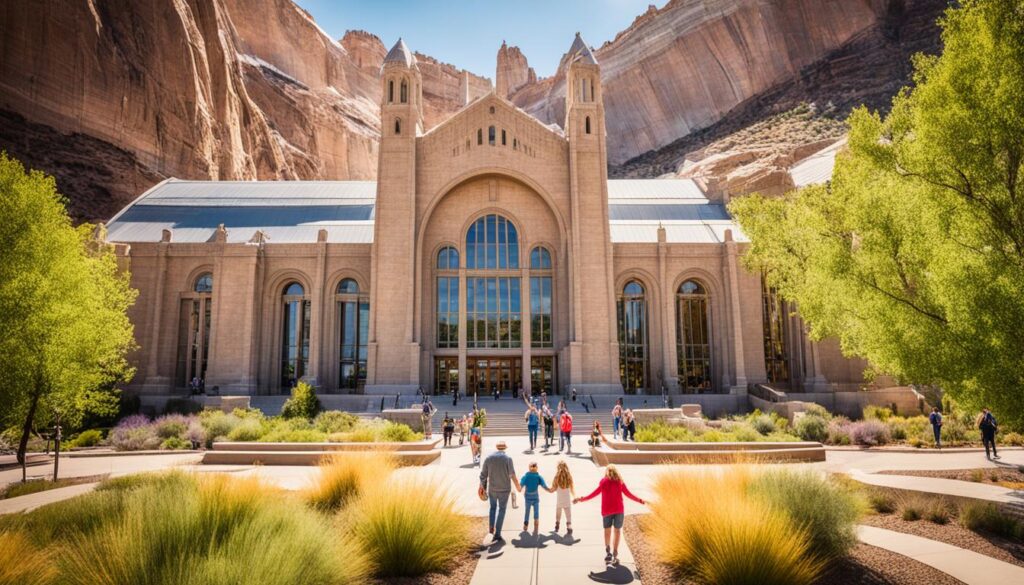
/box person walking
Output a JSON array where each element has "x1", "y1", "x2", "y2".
[
  {"x1": 480, "y1": 440, "x2": 521, "y2": 543},
  {"x1": 458, "y1": 414, "x2": 468, "y2": 446},
  {"x1": 421, "y1": 398, "x2": 435, "y2": 439},
  {"x1": 542, "y1": 404, "x2": 555, "y2": 449},
  {"x1": 452, "y1": 386, "x2": 459, "y2": 407},
  {"x1": 518, "y1": 461, "x2": 551, "y2": 534},
  {"x1": 571, "y1": 387, "x2": 578, "y2": 402},
  {"x1": 525, "y1": 405, "x2": 540, "y2": 451},
  {"x1": 574, "y1": 464, "x2": 646, "y2": 565},
  {"x1": 978, "y1": 408, "x2": 1000, "y2": 459},
  {"x1": 611, "y1": 398, "x2": 623, "y2": 439},
  {"x1": 559, "y1": 409, "x2": 574, "y2": 453},
  {"x1": 442, "y1": 412, "x2": 455, "y2": 447},
  {"x1": 929, "y1": 407, "x2": 943, "y2": 449},
  {"x1": 551, "y1": 460, "x2": 576, "y2": 535}
]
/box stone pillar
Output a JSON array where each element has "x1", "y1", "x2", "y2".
[
  {"x1": 724, "y1": 230, "x2": 748, "y2": 392},
  {"x1": 521, "y1": 268, "x2": 532, "y2": 394},
  {"x1": 305, "y1": 230, "x2": 328, "y2": 387},
  {"x1": 142, "y1": 235, "x2": 170, "y2": 392},
  {"x1": 458, "y1": 267, "x2": 467, "y2": 395},
  {"x1": 657, "y1": 225, "x2": 678, "y2": 393}
]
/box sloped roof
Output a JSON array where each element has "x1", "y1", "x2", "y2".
[
  {"x1": 383, "y1": 38, "x2": 416, "y2": 69},
  {"x1": 566, "y1": 32, "x2": 598, "y2": 66},
  {"x1": 789, "y1": 138, "x2": 846, "y2": 188},
  {"x1": 105, "y1": 178, "x2": 744, "y2": 245}
]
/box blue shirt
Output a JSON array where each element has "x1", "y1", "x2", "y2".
[
  {"x1": 520, "y1": 471, "x2": 548, "y2": 498},
  {"x1": 527, "y1": 411, "x2": 539, "y2": 428}
]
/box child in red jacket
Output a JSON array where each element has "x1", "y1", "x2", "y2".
[{"x1": 575, "y1": 464, "x2": 646, "y2": 565}]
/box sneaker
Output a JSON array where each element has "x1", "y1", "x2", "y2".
[
  {"x1": 523, "y1": 523, "x2": 529, "y2": 532},
  {"x1": 567, "y1": 527, "x2": 573, "y2": 536},
  {"x1": 493, "y1": 535, "x2": 505, "y2": 543},
  {"x1": 612, "y1": 555, "x2": 619, "y2": 566},
  {"x1": 604, "y1": 550, "x2": 612, "y2": 563},
  {"x1": 555, "y1": 521, "x2": 560, "y2": 532}
]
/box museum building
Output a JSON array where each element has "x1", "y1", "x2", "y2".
[{"x1": 104, "y1": 36, "x2": 866, "y2": 402}]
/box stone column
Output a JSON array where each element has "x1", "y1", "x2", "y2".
[
  {"x1": 457, "y1": 267, "x2": 467, "y2": 395},
  {"x1": 305, "y1": 231, "x2": 328, "y2": 387},
  {"x1": 724, "y1": 230, "x2": 748, "y2": 392},
  {"x1": 143, "y1": 235, "x2": 170, "y2": 392},
  {"x1": 521, "y1": 269, "x2": 532, "y2": 394}
]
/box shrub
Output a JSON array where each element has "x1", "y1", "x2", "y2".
[
  {"x1": 863, "y1": 405, "x2": 893, "y2": 422},
  {"x1": 732, "y1": 424, "x2": 761, "y2": 442},
  {"x1": 153, "y1": 414, "x2": 189, "y2": 439},
  {"x1": 258, "y1": 429, "x2": 327, "y2": 443},
  {"x1": 70, "y1": 429, "x2": 104, "y2": 448},
  {"x1": 941, "y1": 418, "x2": 970, "y2": 444},
  {"x1": 969, "y1": 469, "x2": 984, "y2": 483},
  {"x1": 749, "y1": 470, "x2": 862, "y2": 560},
  {"x1": 159, "y1": 436, "x2": 191, "y2": 450},
  {"x1": 199, "y1": 410, "x2": 242, "y2": 444},
  {"x1": 305, "y1": 452, "x2": 396, "y2": 513},
  {"x1": 0, "y1": 531, "x2": 56, "y2": 585},
  {"x1": 907, "y1": 436, "x2": 924, "y2": 448},
  {"x1": 280, "y1": 382, "x2": 320, "y2": 419},
  {"x1": 1003, "y1": 432, "x2": 1024, "y2": 446},
  {"x1": 959, "y1": 501, "x2": 1021, "y2": 538},
  {"x1": 378, "y1": 421, "x2": 420, "y2": 442},
  {"x1": 867, "y1": 491, "x2": 896, "y2": 514},
  {"x1": 646, "y1": 469, "x2": 823, "y2": 585},
  {"x1": 185, "y1": 420, "x2": 206, "y2": 447},
  {"x1": 795, "y1": 415, "x2": 828, "y2": 442},
  {"x1": 635, "y1": 421, "x2": 697, "y2": 443},
  {"x1": 58, "y1": 473, "x2": 370, "y2": 585},
  {"x1": 109, "y1": 416, "x2": 161, "y2": 451},
  {"x1": 349, "y1": 477, "x2": 471, "y2": 578},
  {"x1": 900, "y1": 504, "x2": 922, "y2": 521},
  {"x1": 750, "y1": 414, "x2": 776, "y2": 435},
  {"x1": 802, "y1": 404, "x2": 832, "y2": 420},
  {"x1": 314, "y1": 411, "x2": 360, "y2": 434},
  {"x1": 849, "y1": 420, "x2": 890, "y2": 446},
  {"x1": 925, "y1": 505, "x2": 950, "y2": 525},
  {"x1": 826, "y1": 417, "x2": 852, "y2": 445},
  {"x1": 163, "y1": 398, "x2": 203, "y2": 415},
  {"x1": 226, "y1": 418, "x2": 265, "y2": 442}
]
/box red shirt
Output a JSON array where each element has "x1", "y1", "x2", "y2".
[{"x1": 580, "y1": 477, "x2": 644, "y2": 516}]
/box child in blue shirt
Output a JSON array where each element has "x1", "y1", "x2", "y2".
[{"x1": 519, "y1": 462, "x2": 552, "y2": 533}]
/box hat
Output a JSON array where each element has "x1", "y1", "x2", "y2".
[{"x1": 496, "y1": 440, "x2": 507, "y2": 450}]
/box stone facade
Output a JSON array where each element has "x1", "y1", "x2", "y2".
[{"x1": 106, "y1": 37, "x2": 866, "y2": 403}]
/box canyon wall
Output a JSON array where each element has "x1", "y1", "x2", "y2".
[{"x1": 508, "y1": 0, "x2": 895, "y2": 165}]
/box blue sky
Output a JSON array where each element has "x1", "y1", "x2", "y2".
[{"x1": 295, "y1": 0, "x2": 666, "y2": 79}]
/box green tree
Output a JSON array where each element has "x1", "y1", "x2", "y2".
[
  {"x1": 0, "y1": 153, "x2": 137, "y2": 477},
  {"x1": 730, "y1": 0, "x2": 1024, "y2": 426}
]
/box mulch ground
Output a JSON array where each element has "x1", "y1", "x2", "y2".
[
  {"x1": 861, "y1": 511, "x2": 1024, "y2": 567},
  {"x1": 623, "y1": 515, "x2": 964, "y2": 585},
  {"x1": 372, "y1": 518, "x2": 487, "y2": 585},
  {"x1": 877, "y1": 467, "x2": 1024, "y2": 489}
]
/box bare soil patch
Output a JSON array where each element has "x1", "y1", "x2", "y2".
[{"x1": 862, "y1": 512, "x2": 1024, "y2": 567}]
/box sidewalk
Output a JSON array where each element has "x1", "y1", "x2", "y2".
[
  {"x1": 0, "y1": 482, "x2": 99, "y2": 515},
  {"x1": 858, "y1": 525, "x2": 1024, "y2": 584},
  {"x1": 849, "y1": 469, "x2": 1024, "y2": 509}
]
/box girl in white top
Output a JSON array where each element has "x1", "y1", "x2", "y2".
[{"x1": 551, "y1": 460, "x2": 576, "y2": 535}]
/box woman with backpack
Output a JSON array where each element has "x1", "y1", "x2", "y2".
[{"x1": 559, "y1": 409, "x2": 574, "y2": 453}]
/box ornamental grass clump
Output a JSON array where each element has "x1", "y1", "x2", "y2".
[
  {"x1": 645, "y1": 469, "x2": 823, "y2": 585},
  {"x1": 795, "y1": 414, "x2": 828, "y2": 442},
  {"x1": 959, "y1": 501, "x2": 1022, "y2": 539},
  {"x1": 304, "y1": 451, "x2": 396, "y2": 513},
  {"x1": 0, "y1": 531, "x2": 55, "y2": 585},
  {"x1": 748, "y1": 469, "x2": 863, "y2": 561},
  {"x1": 58, "y1": 472, "x2": 369, "y2": 585},
  {"x1": 348, "y1": 477, "x2": 471, "y2": 578}
]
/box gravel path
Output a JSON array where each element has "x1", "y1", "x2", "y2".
[
  {"x1": 623, "y1": 515, "x2": 965, "y2": 585},
  {"x1": 861, "y1": 512, "x2": 1024, "y2": 567}
]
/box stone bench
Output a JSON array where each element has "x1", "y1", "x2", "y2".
[
  {"x1": 590, "y1": 441, "x2": 826, "y2": 465},
  {"x1": 201, "y1": 448, "x2": 441, "y2": 466},
  {"x1": 602, "y1": 438, "x2": 822, "y2": 452}
]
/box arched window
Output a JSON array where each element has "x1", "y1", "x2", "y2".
[
  {"x1": 394, "y1": 118, "x2": 401, "y2": 135},
  {"x1": 194, "y1": 272, "x2": 213, "y2": 293},
  {"x1": 488, "y1": 125, "x2": 496, "y2": 146},
  {"x1": 337, "y1": 279, "x2": 368, "y2": 391},
  {"x1": 177, "y1": 272, "x2": 213, "y2": 390},
  {"x1": 281, "y1": 282, "x2": 310, "y2": 389},
  {"x1": 529, "y1": 246, "x2": 552, "y2": 349},
  {"x1": 585, "y1": 116, "x2": 591, "y2": 135},
  {"x1": 400, "y1": 79, "x2": 408, "y2": 103},
  {"x1": 676, "y1": 280, "x2": 711, "y2": 393},
  {"x1": 387, "y1": 79, "x2": 394, "y2": 103},
  {"x1": 477, "y1": 129, "x2": 483, "y2": 145},
  {"x1": 529, "y1": 246, "x2": 551, "y2": 269},
  {"x1": 437, "y1": 246, "x2": 459, "y2": 270},
  {"x1": 762, "y1": 279, "x2": 790, "y2": 385},
  {"x1": 618, "y1": 281, "x2": 649, "y2": 394},
  {"x1": 464, "y1": 214, "x2": 521, "y2": 349},
  {"x1": 501, "y1": 129, "x2": 507, "y2": 146}
]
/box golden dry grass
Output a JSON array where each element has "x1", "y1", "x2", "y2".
[
  {"x1": 304, "y1": 451, "x2": 397, "y2": 513},
  {"x1": 0, "y1": 530, "x2": 56, "y2": 585},
  {"x1": 644, "y1": 468, "x2": 824, "y2": 585}
]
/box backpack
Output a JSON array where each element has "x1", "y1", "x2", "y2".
[
  {"x1": 560, "y1": 414, "x2": 573, "y2": 433},
  {"x1": 422, "y1": 402, "x2": 431, "y2": 415}
]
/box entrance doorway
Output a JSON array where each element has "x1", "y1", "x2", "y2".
[
  {"x1": 434, "y1": 357, "x2": 459, "y2": 396},
  {"x1": 467, "y1": 357, "x2": 521, "y2": 398}
]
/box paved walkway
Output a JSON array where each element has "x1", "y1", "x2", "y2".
[
  {"x1": 849, "y1": 469, "x2": 1024, "y2": 509},
  {"x1": 0, "y1": 482, "x2": 100, "y2": 515},
  {"x1": 858, "y1": 525, "x2": 1024, "y2": 584}
]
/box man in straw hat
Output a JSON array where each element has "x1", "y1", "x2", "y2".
[{"x1": 479, "y1": 440, "x2": 521, "y2": 543}]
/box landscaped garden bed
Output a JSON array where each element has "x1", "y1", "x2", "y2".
[
  {"x1": 622, "y1": 466, "x2": 966, "y2": 585},
  {"x1": 877, "y1": 467, "x2": 1024, "y2": 490},
  {"x1": 0, "y1": 451, "x2": 476, "y2": 585}
]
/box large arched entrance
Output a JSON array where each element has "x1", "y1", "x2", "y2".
[{"x1": 418, "y1": 174, "x2": 567, "y2": 397}]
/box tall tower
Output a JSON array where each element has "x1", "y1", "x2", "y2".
[
  {"x1": 564, "y1": 34, "x2": 623, "y2": 394},
  {"x1": 366, "y1": 39, "x2": 423, "y2": 393}
]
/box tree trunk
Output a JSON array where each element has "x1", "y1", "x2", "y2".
[{"x1": 17, "y1": 388, "x2": 41, "y2": 482}]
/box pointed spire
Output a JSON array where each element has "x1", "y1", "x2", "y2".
[
  {"x1": 383, "y1": 37, "x2": 416, "y2": 68},
  {"x1": 568, "y1": 32, "x2": 598, "y2": 66}
]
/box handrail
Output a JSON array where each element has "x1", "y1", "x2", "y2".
[{"x1": 749, "y1": 383, "x2": 788, "y2": 403}]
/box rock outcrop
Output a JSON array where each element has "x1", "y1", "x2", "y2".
[
  {"x1": 495, "y1": 42, "x2": 535, "y2": 98},
  {"x1": 508, "y1": 0, "x2": 909, "y2": 165},
  {"x1": 0, "y1": 0, "x2": 487, "y2": 222}
]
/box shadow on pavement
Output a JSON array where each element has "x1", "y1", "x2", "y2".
[
  {"x1": 511, "y1": 531, "x2": 550, "y2": 549},
  {"x1": 588, "y1": 565, "x2": 635, "y2": 584}
]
